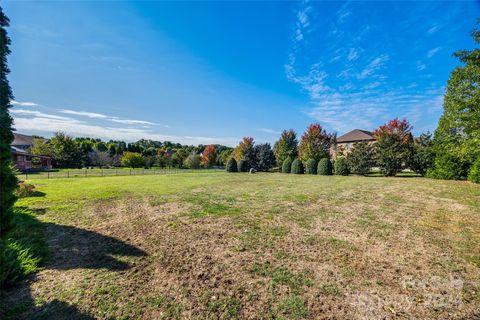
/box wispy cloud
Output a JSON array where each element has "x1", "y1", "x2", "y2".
[
  {"x1": 257, "y1": 128, "x2": 281, "y2": 135},
  {"x1": 10, "y1": 109, "x2": 76, "y2": 121},
  {"x1": 109, "y1": 118, "x2": 155, "y2": 125},
  {"x1": 10, "y1": 100, "x2": 39, "y2": 107},
  {"x1": 427, "y1": 47, "x2": 440, "y2": 58},
  {"x1": 358, "y1": 55, "x2": 389, "y2": 79},
  {"x1": 427, "y1": 24, "x2": 441, "y2": 35},
  {"x1": 59, "y1": 109, "x2": 108, "y2": 119},
  {"x1": 284, "y1": 2, "x2": 445, "y2": 134},
  {"x1": 13, "y1": 115, "x2": 237, "y2": 146},
  {"x1": 347, "y1": 48, "x2": 359, "y2": 61}
]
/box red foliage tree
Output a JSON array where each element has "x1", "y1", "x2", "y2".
[
  {"x1": 374, "y1": 118, "x2": 413, "y2": 142},
  {"x1": 201, "y1": 144, "x2": 217, "y2": 167},
  {"x1": 298, "y1": 123, "x2": 335, "y2": 162}
]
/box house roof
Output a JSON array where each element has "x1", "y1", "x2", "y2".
[
  {"x1": 12, "y1": 133, "x2": 35, "y2": 146},
  {"x1": 11, "y1": 146, "x2": 29, "y2": 155},
  {"x1": 337, "y1": 129, "x2": 375, "y2": 143},
  {"x1": 11, "y1": 146, "x2": 51, "y2": 159}
]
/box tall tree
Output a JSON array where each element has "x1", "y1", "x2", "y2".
[
  {"x1": 430, "y1": 26, "x2": 480, "y2": 180},
  {"x1": 273, "y1": 129, "x2": 298, "y2": 166},
  {"x1": 298, "y1": 124, "x2": 334, "y2": 162},
  {"x1": 255, "y1": 143, "x2": 275, "y2": 172},
  {"x1": 346, "y1": 141, "x2": 374, "y2": 175},
  {"x1": 232, "y1": 137, "x2": 255, "y2": 163},
  {"x1": 0, "y1": 7, "x2": 16, "y2": 236},
  {"x1": 374, "y1": 118, "x2": 414, "y2": 176},
  {"x1": 410, "y1": 132, "x2": 435, "y2": 176},
  {"x1": 201, "y1": 144, "x2": 217, "y2": 167}
]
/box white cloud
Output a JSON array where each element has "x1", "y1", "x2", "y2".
[
  {"x1": 10, "y1": 100, "x2": 38, "y2": 107},
  {"x1": 347, "y1": 48, "x2": 359, "y2": 61},
  {"x1": 416, "y1": 61, "x2": 427, "y2": 71},
  {"x1": 13, "y1": 115, "x2": 238, "y2": 146},
  {"x1": 109, "y1": 118, "x2": 156, "y2": 125},
  {"x1": 358, "y1": 54, "x2": 389, "y2": 79},
  {"x1": 427, "y1": 24, "x2": 441, "y2": 35},
  {"x1": 257, "y1": 128, "x2": 281, "y2": 135},
  {"x1": 427, "y1": 47, "x2": 440, "y2": 58},
  {"x1": 10, "y1": 109, "x2": 76, "y2": 121},
  {"x1": 59, "y1": 109, "x2": 108, "y2": 119}
]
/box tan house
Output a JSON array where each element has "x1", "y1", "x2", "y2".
[{"x1": 332, "y1": 129, "x2": 376, "y2": 158}]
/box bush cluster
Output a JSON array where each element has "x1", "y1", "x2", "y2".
[
  {"x1": 468, "y1": 158, "x2": 480, "y2": 183},
  {"x1": 226, "y1": 158, "x2": 237, "y2": 172},
  {"x1": 305, "y1": 158, "x2": 317, "y2": 175},
  {"x1": 238, "y1": 159, "x2": 248, "y2": 172},
  {"x1": 282, "y1": 157, "x2": 293, "y2": 173},
  {"x1": 291, "y1": 158, "x2": 304, "y2": 174},
  {"x1": 334, "y1": 158, "x2": 349, "y2": 176},
  {"x1": 317, "y1": 158, "x2": 332, "y2": 175}
]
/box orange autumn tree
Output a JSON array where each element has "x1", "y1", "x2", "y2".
[
  {"x1": 298, "y1": 123, "x2": 335, "y2": 162},
  {"x1": 201, "y1": 144, "x2": 217, "y2": 167},
  {"x1": 232, "y1": 137, "x2": 255, "y2": 161}
]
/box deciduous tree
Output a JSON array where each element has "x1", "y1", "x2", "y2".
[
  {"x1": 201, "y1": 144, "x2": 217, "y2": 167},
  {"x1": 430, "y1": 27, "x2": 480, "y2": 180},
  {"x1": 374, "y1": 118, "x2": 414, "y2": 176},
  {"x1": 298, "y1": 124, "x2": 334, "y2": 163},
  {"x1": 273, "y1": 130, "x2": 298, "y2": 166}
]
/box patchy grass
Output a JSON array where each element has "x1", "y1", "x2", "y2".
[{"x1": 1, "y1": 172, "x2": 479, "y2": 319}]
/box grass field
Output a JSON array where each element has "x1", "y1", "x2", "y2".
[{"x1": 1, "y1": 172, "x2": 479, "y2": 319}]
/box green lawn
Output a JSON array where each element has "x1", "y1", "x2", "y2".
[{"x1": 2, "y1": 172, "x2": 480, "y2": 319}]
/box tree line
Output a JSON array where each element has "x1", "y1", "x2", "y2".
[{"x1": 30, "y1": 132, "x2": 233, "y2": 169}]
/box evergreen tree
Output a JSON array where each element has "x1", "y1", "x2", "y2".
[
  {"x1": 430, "y1": 27, "x2": 480, "y2": 180},
  {"x1": 0, "y1": 7, "x2": 17, "y2": 236},
  {"x1": 410, "y1": 132, "x2": 435, "y2": 176},
  {"x1": 255, "y1": 143, "x2": 275, "y2": 172},
  {"x1": 346, "y1": 142, "x2": 374, "y2": 175},
  {"x1": 273, "y1": 129, "x2": 298, "y2": 166}
]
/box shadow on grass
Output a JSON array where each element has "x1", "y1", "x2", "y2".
[{"x1": 1, "y1": 206, "x2": 147, "y2": 319}]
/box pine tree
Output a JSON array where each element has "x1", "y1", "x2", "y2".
[{"x1": 0, "y1": 7, "x2": 17, "y2": 236}]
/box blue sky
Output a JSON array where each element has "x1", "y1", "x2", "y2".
[{"x1": 5, "y1": 1, "x2": 479, "y2": 146}]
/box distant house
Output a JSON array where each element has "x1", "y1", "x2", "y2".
[
  {"x1": 11, "y1": 133, "x2": 52, "y2": 171},
  {"x1": 332, "y1": 129, "x2": 376, "y2": 158}
]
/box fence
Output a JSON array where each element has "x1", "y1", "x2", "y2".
[{"x1": 19, "y1": 168, "x2": 224, "y2": 180}]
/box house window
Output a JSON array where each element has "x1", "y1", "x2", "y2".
[{"x1": 346, "y1": 143, "x2": 351, "y2": 150}]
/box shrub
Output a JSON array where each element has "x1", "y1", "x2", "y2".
[
  {"x1": 427, "y1": 153, "x2": 469, "y2": 180},
  {"x1": 121, "y1": 152, "x2": 145, "y2": 168},
  {"x1": 184, "y1": 153, "x2": 201, "y2": 169},
  {"x1": 238, "y1": 159, "x2": 248, "y2": 172},
  {"x1": 226, "y1": 158, "x2": 237, "y2": 172},
  {"x1": 317, "y1": 158, "x2": 333, "y2": 175},
  {"x1": 305, "y1": 158, "x2": 317, "y2": 175},
  {"x1": 15, "y1": 182, "x2": 35, "y2": 198},
  {"x1": 334, "y1": 157, "x2": 349, "y2": 176},
  {"x1": 291, "y1": 158, "x2": 304, "y2": 174},
  {"x1": 468, "y1": 158, "x2": 480, "y2": 183},
  {"x1": 1, "y1": 208, "x2": 48, "y2": 289},
  {"x1": 282, "y1": 157, "x2": 293, "y2": 173}
]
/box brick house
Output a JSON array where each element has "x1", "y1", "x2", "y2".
[
  {"x1": 11, "y1": 133, "x2": 52, "y2": 171},
  {"x1": 332, "y1": 129, "x2": 376, "y2": 158}
]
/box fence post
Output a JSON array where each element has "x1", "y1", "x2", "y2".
[
  {"x1": 67, "y1": 170, "x2": 70, "y2": 178},
  {"x1": 85, "y1": 169, "x2": 87, "y2": 177},
  {"x1": 25, "y1": 172, "x2": 28, "y2": 180},
  {"x1": 116, "y1": 169, "x2": 118, "y2": 176},
  {"x1": 130, "y1": 169, "x2": 132, "y2": 175}
]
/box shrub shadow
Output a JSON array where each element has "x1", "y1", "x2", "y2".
[{"x1": 1, "y1": 207, "x2": 147, "y2": 319}]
